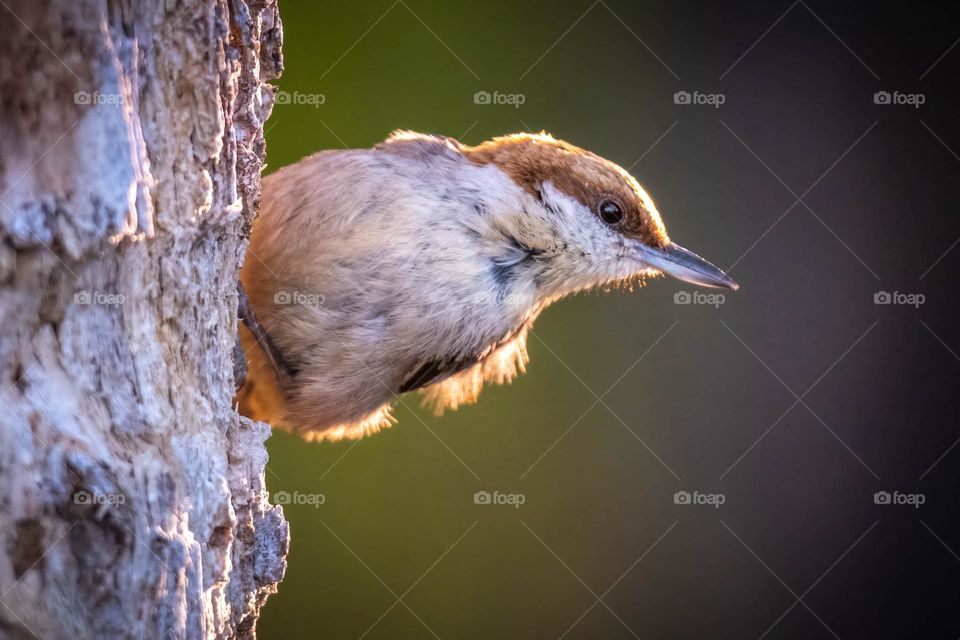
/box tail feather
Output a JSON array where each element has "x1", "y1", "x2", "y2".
[
  {"x1": 236, "y1": 324, "x2": 289, "y2": 428},
  {"x1": 237, "y1": 324, "x2": 395, "y2": 441}
]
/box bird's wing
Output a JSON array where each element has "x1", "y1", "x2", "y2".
[
  {"x1": 408, "y1": 326, "x2": 530, "y2": 415},
  {"x1": 374, "y1": 130, "x2": 469, "y2": 168},
  {"x1": 399, "y1": 355, "x2": 479, "y2": 393}
]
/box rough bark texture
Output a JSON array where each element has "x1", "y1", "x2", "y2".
[{"x1": 0, "y1": 1, "x2": 287, "y2": 638}]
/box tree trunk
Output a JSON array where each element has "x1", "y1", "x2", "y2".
[{"x1": 0, "y1": 1, "x2": 288, "y2": 638}]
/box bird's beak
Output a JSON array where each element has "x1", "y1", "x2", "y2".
[{"x1": 635, "y1": 241, "x2": 739, "y2": 290}]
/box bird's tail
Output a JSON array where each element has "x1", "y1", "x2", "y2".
[
  {"x1": 236, "y1": 323, "x2": 289, "y2": 428},
  {"x1": 237, "y1": 324, "x2": 396, "y2": 440}
]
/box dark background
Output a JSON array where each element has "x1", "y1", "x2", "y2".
[{"x1": 259, "y1": 1, "x2": 960, "y2": 638}]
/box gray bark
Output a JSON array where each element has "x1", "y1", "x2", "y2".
[{"x1": 0, "y1": 1, "x2": 288, "y2": 638}]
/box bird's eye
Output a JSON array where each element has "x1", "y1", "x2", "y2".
[{"x1": 597, "y1": 200, "x2": 624, "y2": 225}]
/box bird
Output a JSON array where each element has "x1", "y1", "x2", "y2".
[{"x1": 237, "y1": 130, "x2": 738, "y2": 441}]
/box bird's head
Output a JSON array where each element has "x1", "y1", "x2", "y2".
[{"x1": 465, "y1": 132, "x2": 738, "y2": 299}]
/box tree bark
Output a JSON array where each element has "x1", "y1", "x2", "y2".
[{"x1": 0, "y1": 1, "x2": 288, "y2": 638}]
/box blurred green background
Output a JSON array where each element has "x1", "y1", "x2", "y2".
[{"x1": 256, "y1": 0, "x2": 960, "y2": 638}]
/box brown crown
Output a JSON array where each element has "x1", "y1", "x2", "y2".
[{"x1": 464, "y1": 133, "x2": 669, "y2": 247}]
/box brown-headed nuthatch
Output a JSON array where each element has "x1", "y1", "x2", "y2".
[{"x1": 237, "y1": 131, "x2": 738, "y2": 440}]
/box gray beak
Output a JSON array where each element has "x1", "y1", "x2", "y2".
[{"x1": 636, "y1": 242, "x2": 740, "y2": 290}]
